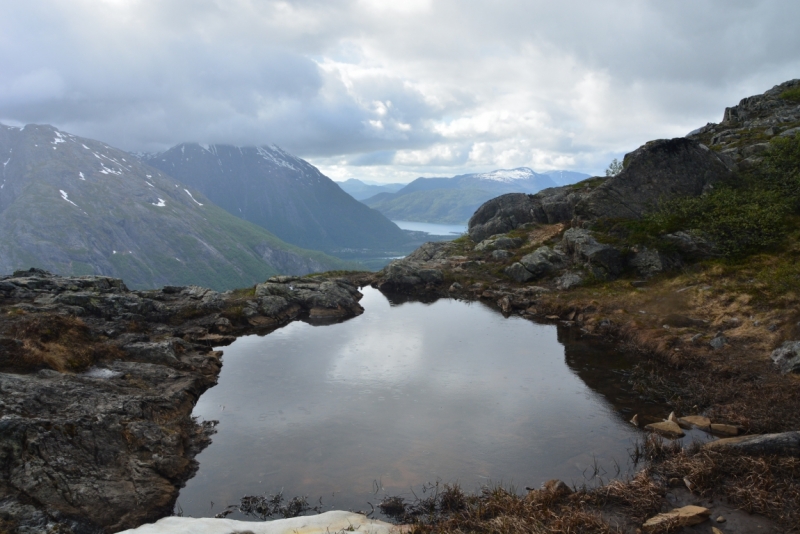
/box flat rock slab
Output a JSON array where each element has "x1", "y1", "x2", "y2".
[
  {"x1": 645, "y1": 420, "x2": 685, "y2": 438},
  {"x1": 704, "y1": 431, "x2": 800, "y2": 457},
  {"x1": 118, "y1": 511, "x2": 406, "y2": 534},
  {"x1": 643, "y1": 505, "x2": 710, "y2": 531},
  {"x1": 678, "y1": 415, "x2": 711, "y2": 430}
]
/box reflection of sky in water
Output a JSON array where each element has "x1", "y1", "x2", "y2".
[{"x1": 178, "y1": 288, "x2": 664, "y2": 519}]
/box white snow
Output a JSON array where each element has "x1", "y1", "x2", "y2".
[
  {"x1": 117, "y1": 511, "x2": 400, "y2": 534},
  {"x1": 78, "y1": 172, "x2": 85, "y2": 180},
  {"x1": 52, "y1": 132, "x2": 65, "y2": 145},
  {"x1": 256, "y1": 145, "x2": 300, "y2": 171},
  {"x1": 199, "y1": 143, "x2": 210, "y2": 151},
  {"x1": 113, "y1": 250, "x2": 117, "y2": 254},
  {"x1": 82, "y1": 144, "x2": 90, "y2": 150},
  {"x1": 151, "y1": 198, "x2": 166, "y2": 207},
  {"x1": 146, "y1": 174, "x2": 152, "y2": 178},
  {"x1": 99, "y1": 164, "x2": 122, "y2": 176},
  {"x1": 59, "y1": 190, "x2": 78, "y2": 207},
  {"x1": 474, "y1": 167, "x2": 536, "y2": 182},
  {"x1": 146, "y1": 182, "x2": 154, "y2": 187},
  {"x1": 184, "y1": 189, "x2": 203, "y2": 206},
  {"x1": 3, "y1": 158, "x2": 10, "y2": 167}
]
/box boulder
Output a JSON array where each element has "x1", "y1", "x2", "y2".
[
  {"x1": 468, "y1": 193, "x2": 540, "y2": 243},
  {"x1": 704, "y1": 431, "x2": 800, "y2": 457},
  {"x1": 504, "y1": 262, "x2": 534, "y2": 283},
  {"x1": 642, "y1": 505, "x2": 711, "y2": 532},
  {"x1": 575, "y1": 138, "x2": 734, "y2": 220},
  {"x1": 663, "y1": 231, "x2": 717, "y2": 258},
  {"x1": 562, "y1": 228, "x2": 623, "y2": 276},
  {"x1": 556, "y1": 271, "x2": 584, "y2": 290},
  {"x1": 519, "y1": 246, "x2": 566, "y2": 278},
  {"x1": 710, "y1": 424, "x2": 739, "y2": 437},
  {"x1": 770, "y1": 341, "x2": 800, "y2": 374},
  {"x1": 677, "y1": 415, "x2": 711, "y2": 430},
  {"x1": 491, "y1": 249, "x2": 512, "y2": 261},
  {"x1": 475, "y1": 236, "x2": 523, "y2": 252},
  {"x1": 644, "y1": 420, "x2": 685, "y2": 438},
  {"x1": 630, "y1": 248, "x2": 667, "y2": 278}
]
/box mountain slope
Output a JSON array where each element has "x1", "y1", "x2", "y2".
[
  {"x1": 363, "y1": 168, "x2": 559, "y2": 224},
  {"x1": 143, "y1": 144, "x2": 411, "y2": 253},
  {"x1": 337, "y1": 179, "x2": 405, "y2": 200},
  {"x1": 0, "y1": 124, "x2": 355, "y2": 290}
]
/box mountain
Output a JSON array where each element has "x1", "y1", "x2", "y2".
[
  {"x1": 0, "y1": 124, "x2": 356, "y2": 290},
  {"x1": 337, "y1": 178, "x2": 406, "y2": 200},
  {"x1": 362, "y1": 168, "x2": 560, "y2": 224},
  {"x1": 142, "y1": 144, "x2": 412, "y2": 254},
  {"x1": 541, "y1": 170, "x2": 592, "y2": 186}
]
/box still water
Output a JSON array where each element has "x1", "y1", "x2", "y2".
[
  {"x1": 392, "y1": 220, "x2": 467, "y2": 236},
  {"x1": 178, "y1": 287, "x2": 673, "y2": 519}
]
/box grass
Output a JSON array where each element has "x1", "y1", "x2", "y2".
[
  {"x1": 1, "y1": 314, "x2": 123, "y2": 372},
  {"x1": 780, "y1": 87, "x2": 800, "y2": 102}
]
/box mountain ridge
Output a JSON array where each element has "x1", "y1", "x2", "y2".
[{"x1": 0, "y1": 124, "x2": 356, "y2": 290}]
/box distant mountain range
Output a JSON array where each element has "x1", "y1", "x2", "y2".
[
  {"x1": 361, "y1": 168, "x2": 590, "y2": 224},
  {"x1": 0, "y1": 124, "x2": 356, "y2": 290},
  {"x1": 142, "y1": 145, "x2": 413, "y2": 254},
  {"x1": 336, "y1": 179, "x2": 406, "y2": 200}
]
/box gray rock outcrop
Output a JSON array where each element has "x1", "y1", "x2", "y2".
[
  {"x1": 468, "y1": 137, "x2": 733, "y2": 242},
  {"x1": 771, "y1": 341, "x2": 800, "y2": 374}
]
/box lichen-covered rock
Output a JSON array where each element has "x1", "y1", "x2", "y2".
[
  {"x1": 630, "y1": 248, "x2": 667, "y2": 278},
  {"x1": 770, "y1": 341, "x2": 800, "y2": 374},
  {"x1": 562, "y1": 228, "x2": 623, "y2": 276},
  {"x1": 556, "y1": 271, "x2": 584, "y2": 290},
  {"x1": 475, "y1": 236, "x2": 523, "y2": 252},
  {"x1": 519, "y1": 246, "x2": 566, "y2": 278},
  {"x1": 504, "y1": 262, "x2": 534, "y2": 283}
]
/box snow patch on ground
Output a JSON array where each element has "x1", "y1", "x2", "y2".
[
  {"x1": 52, "y1": 132, "x2": 66, "y2": 145},
  {"x1": 78, "y1": 172, "x2": 85, "y2": 180},
  {"x1": 99, "y1": 164, "x2": 122, "y2": 176},
  {"x1": 82, "y1": 144, "x2": 90, "y2": 150},
  {"x1": 256, "y1": 145, "x2": 301, "y2": 171},
  {"x1": 474, "y1": 167, "x2": 536, "y2": 182},
  {"x1": 146, "y1": 181, "x2": 154, "y2": 187},
  {"x1": 117, "y1": 511, "x2": 401, "y2": 534},
  {"x1": 81, "y1": 367, "x2": 122, "y2": 379},
  {"x1": 151, "y1": 198, "x2": 166, "y2": 207},
  {"x1": 59, "y1": 190, "x2": 78, "y2": 207},
  {"x1": 184, "y1": 189, "x2": 203, "y2": 206}
]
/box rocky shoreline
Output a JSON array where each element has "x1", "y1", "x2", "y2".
[{"x1": 0, "y1": 269, "x2": 365, "y2": 533}]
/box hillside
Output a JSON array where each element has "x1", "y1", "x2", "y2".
[
  {"x1": 362, "y1": 168, "x2": 586, "y2": 224},
  {"x1": 0, "y1": 124, "x2": 355, "y2": 290},
  {"x1": 336, "y1": 178, "x2": 405, "y2": 200},
  {"x1": 143, "y1": 144, "x2": 413, "y2": 255}
]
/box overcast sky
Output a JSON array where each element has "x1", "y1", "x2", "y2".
[{"x1": 2, "y1": 1, "x2": 798, "y2": 182}]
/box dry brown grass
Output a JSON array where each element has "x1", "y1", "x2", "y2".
[{"x1": 1, "y1": 313, "x2": 123, "y2": 373}]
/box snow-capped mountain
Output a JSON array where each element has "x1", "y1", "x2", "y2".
[
  {"x1": 0, "y1": 123, "x2": 353, "y2": 289},
  {"x1": 143, "y1": 143, "x2": 411, "y2": 254}
]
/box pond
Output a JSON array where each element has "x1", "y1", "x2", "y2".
[{"x1": 177, "y1": 287, "x2": 691, "y2": 519}]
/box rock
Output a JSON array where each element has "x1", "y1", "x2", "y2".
[
  {"x1": 663, "y1": 231, "x2": 717, "y2": 258},
  {"x1": 576, "y1": 138, "x2": 734, "y2": 220},
  {"x1": 468, "y1": 193, "x2": 543, "y2": 242},
  {"x1": 770, "y1": 341, "x2": 800, "y2": 374},
  {"x1": 556, "y1": 271, "x2": 584, "y2": 290},
  {"x1": 562, "y1": 228, "x2": 623, "y2": 276},
  {"x1": 449, "y1": 282, "x2": 463, "y2": 291},
  {"x1": 475, "y1": 236, "x2": 523, "y2": 252},
  {"x1": 710, "y1": 424, "x2": 739, "y2": 437},
  {"x1": 642, "y1": 505, "x2": 711, "y2": 532},
  {"x1": 630, "y1": 414, "x2": 639, "y2": 426},
  {"x1": 712, "y1": 528, "x2": 724, "y2": 534},
  {"x1": 492, "y1": 249, "x2": 512, "y2": 261},
  {"x1": 519, "y1": 246, "x2": 566, "y2": 277},
  {"x1": 678, "y1": 415, "x2": 711, "y2": 430},
  {"x1": 644, "y1": 420, "x2": 685, "y2": 439},
  {"x1": 716, "y1": 516, "x2": 726, "y2": 523},
  {"x1": 667, "y1": 412, "x2": 678, "y2": 424},
  {"x1": 504, "y1": 262, "x2": 535, "y2": 283},
  {"x1": 117, "y1": 510, "x2": 404, "y2": 534},
  {"x1": 709, "y1": 334, "x2": 727, "y2": 350},
  {"x1": 780, "y1": 126, "x2": 800, "y2": 137},
  {"x1": 123, "y1": 339, "x2": 183, "y2": 366},
  {"x1": 630, "y1": 248, "x2": 667, "y2": 278},
  {"x1": 704, "y1": 431, "x2": 800, "y2": 456}
]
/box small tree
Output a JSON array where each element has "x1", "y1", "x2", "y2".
[{"x1": 605, "y1": 158, "x2": 623, "y2": 176}]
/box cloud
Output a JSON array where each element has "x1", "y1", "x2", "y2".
[{"x1": 1, "y1": 0, "x2": 798, "y2": 179}]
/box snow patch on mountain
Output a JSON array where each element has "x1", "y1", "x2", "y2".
[
  {"x1": 474, "y1": 167, "x2": 538, "y2": 182},
  {"x1": 59, "y1": 190, "x2": 78, "y2": 207},
  {"x1": 184, "y1": 189, "x2": 203, "y2": 206},
  {"x1": 152, "y1": 198, "x2": 166, "y2": 207}
]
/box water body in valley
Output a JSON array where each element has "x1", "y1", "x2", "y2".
[
  {"x1": 177, "y1": 287, "x2": 686, "y2": 519},
  {"x1": 392, "y1": 220, "x2": 467, "y2": 237}
]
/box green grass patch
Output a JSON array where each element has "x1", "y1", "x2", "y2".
[{"x1": 780, "y1": 87, "x2": 800, "y2": 102}]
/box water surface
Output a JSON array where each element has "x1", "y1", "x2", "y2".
[
  {"x1": 178, "y1": 287, "x2": 679, "y2": 518},
  {"x1": 392, "y1": 220, "x2": 467, "y2": 236}
]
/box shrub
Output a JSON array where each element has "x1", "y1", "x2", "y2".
[{"x1": 779, "y1": 87, "x2": 800, "y2": 102}]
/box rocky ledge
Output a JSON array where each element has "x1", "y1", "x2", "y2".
[{"x1": 0, "y1": 268, "x2": 364, "y2": 534}]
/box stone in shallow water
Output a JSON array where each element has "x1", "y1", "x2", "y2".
[
  {"x1": 117, "y1": 511, "x2": 405, "y2": 534},
  {"x1": 642, "y1": 505, "x2": 711, "y2": 531},
  {"x1": 644, "y1": 420, "x2": 685, "y2": 438}
]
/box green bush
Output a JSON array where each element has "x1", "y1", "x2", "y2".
[
  {"x1": 779, "y1": 87, "x2": 800, "y2": 102},
  {"x1": 633, "y1": 134, "x2": 800, "y2": 257}
]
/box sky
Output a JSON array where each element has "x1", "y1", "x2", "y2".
[{"x1": 1, "y1": 1, "x2": 798, "y2": 183}]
